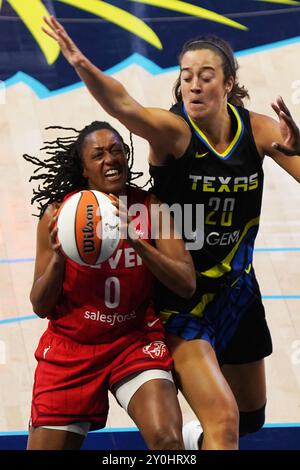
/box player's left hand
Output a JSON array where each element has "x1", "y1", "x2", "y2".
[
  {"x1": 271, "y1": 96, "x2": 300, "y2": 156},
  {"x1": 109, "y1": 194, "x2": 143, "y2": 246}
]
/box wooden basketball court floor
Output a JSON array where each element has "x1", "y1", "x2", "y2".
[{"x1": 0, "y1": 39, "x2": 299, "y2": 444}]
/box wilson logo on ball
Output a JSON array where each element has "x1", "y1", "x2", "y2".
[
  {"x1": 75, "y1": 191, "x2": 102, "y2": 265},
  {"x1": 57, "y1": 190, "x2": 120, "y2": 266}
]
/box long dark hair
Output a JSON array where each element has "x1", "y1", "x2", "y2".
[
  {"x1": 23, "y1": 121, "x2": 142, "y2": 218},
  {"x1": 173, "y1": 35, "x2": 249, "y2": 107}
]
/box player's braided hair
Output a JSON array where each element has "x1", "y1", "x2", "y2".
[
  {"x1": 173, "y1": 35, "x2": 249, "y2": 107},
  {"x1": 23, "y1": 121, "x2": 142, "y2": 218}
]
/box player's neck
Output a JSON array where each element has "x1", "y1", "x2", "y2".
[{"x1": 194, "y1": 105, "x2": 233, "y2": 149}]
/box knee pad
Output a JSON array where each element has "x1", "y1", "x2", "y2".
[{"x1": 239, "y1": 403, "x2": 266, "y2": 437}]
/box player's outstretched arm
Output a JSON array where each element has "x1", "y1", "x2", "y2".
[
  {"x1": 251, "y1": 97, "x2": 300, "y2": 182},
  {"x1": 42, "y1": 16, "x2": 190, "y2": 160}
]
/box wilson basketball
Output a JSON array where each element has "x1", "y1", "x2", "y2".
[{"x1": 57, "y1": 190, "x2": 120, "y2": 266}]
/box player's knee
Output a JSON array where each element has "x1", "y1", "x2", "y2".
[
  {"x1": 206, "y1": 402, "x2": 239, "y2": 446},
  {"x1": 239, "y1": 403, "x2": 266, "y2": 437},
  {"x1": 216, "y1": 407, "x2": 239, "y2": 444},
  {"x1": 147, "y1": 426, "x2": 183, "y2": 450}
]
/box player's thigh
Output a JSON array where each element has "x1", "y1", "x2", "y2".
[
  {"x1": 127, "y1": 375, "x2": 182, "y2": 432},
  {"x1": 27, "y1": 426, "x2": 85, "y2": 450},
  {"x1": 222, "y1": 359, "x2": 266, "y2": 411},
  {"x1": 167, "y1": 335, "x2": 239, "y2": 427},
  {"x1": 114, "y1": 369, "x2": 182, "y2": 446}
]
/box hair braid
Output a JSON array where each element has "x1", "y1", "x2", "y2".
[{"x1": 24, "y1": 121, "x2": 143, "y2": 218}]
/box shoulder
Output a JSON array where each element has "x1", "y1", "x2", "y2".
[
  {"x1": 148, "y1": 106, "x2": 189, "y2": 129},
  {"x1": 249, "y1": 110, "x2": 277, "y2": 129},
  {"x1": 249, "y1": 110, "x2": 281, "y2": 157},
  {"x1": 148, "y1": 105, "x2": 191, "y2": 161},
  {"x1": 249, "y1": 110, "x2": 280, "y2": 135}
]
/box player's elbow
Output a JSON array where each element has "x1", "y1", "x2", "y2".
[
  {"x1": 30, "y1": 292, "x2": 51, "y2": 319},
  {"x1": 30, "y1": 302, "x2": 49, "y2": 319}
]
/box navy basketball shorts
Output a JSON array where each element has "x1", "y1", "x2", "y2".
[{"x1": 163, "y1": 271, "x2": 272, "y2": 366}]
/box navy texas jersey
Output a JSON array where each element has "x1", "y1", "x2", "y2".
[
  {"x1": 150, "y1": 102, "x2": 264, "y2": 318},
  {"x1": 151, "y1": 102, "x2": 264, "y2": 279}
]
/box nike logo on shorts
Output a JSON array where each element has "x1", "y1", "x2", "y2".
[{"x1": 147, "y1": 319, "x2": 159, "y2": 328}]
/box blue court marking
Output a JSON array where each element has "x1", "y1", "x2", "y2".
[
  {"x1": 1, "y1": 248, "x2": 300, "y2": 264},
  {"x1": 263, "y1": 423, "x2": 300, "y2": 428},
  {"x1": 91, "y1": 427, "x2": 139, "y2": 433},
  {"x1": 4, "y1": 71, "x2": 83, "y2": 99},
  {"x1": 255, "y1": 247, "x2": 300, "y2": 252},
  {"x1": 0, "y1": 427, "x2": 139, "y2": 436},
  {"x1": 0, "y1": 315, "x2": 37, "y2": 325},
  {"x1": 105, "y1": 53, "x2": 179, "y2": 76},
  {"x1": 236, "y1": 35, "x2": 300, "y2": 58},
  {"x1": 1, "y1": 423, "x2": 300, "y2": 437},
  {"x1": 4, "y1": 54, "x2": 179, "y2": 99},
  {"x1": 0, "y1": 258, "x2": 35, "y2": 264},
  {"x1": 3, "y1": 36, "x2": 300, "y2": 98},
  {"x1": 1, "y1": 294, "x2": 300, "y2": 326},
  {"x1": 262, "y1": 295, "x2": 300, "y2": 300}
]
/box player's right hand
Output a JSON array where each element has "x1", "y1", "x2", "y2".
[{"x1": 42, "y1": 16, "x2": 85, "y2": 68}]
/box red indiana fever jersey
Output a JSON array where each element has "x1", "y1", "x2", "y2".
[{"x1": 48, "y1": 187, "x2": 159, "y2": 344}]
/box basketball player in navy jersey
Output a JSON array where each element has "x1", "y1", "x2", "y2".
[
  {"x1": 26, "y1": 121, "x2": 196, "y2": 450},
  {"x1": 43, "y1": 16, "x2": 300, "y2": 449}
]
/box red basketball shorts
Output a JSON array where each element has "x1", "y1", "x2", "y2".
[{"x1": 31, "y1": 325, "x2": 172, "y2": 430}]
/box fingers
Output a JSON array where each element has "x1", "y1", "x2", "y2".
[
  {"x1": 108, "y1": 193, "x2": 118, "y2": 204},
  {"x1": 271, "y1": 101, "x2": 280, "y2": 117},
  {"x1": 277, "y1": 96, "x2": 291, "y2": 116},
  {"x1": 43, "y1": 15, "x2": 54, "y2": 30},
  {"x1": 50, "y1": 16, "x2": 64, "y2": 30},
  {"x1": 279, "y1": 110, "x2": 299, "y2": 135},
  {"x1": 108, "y1": 194, "x2": 120, "y2": 217},
  {"x1": 43, "y1": 15, "x2": 64, "y2": 34},
  {"x1": 108, "y1": 194, "x2": 134, "y2": 239},
  {"x1": 42, "y1": 16, "x2": 73, "y2": 47},
  {"x1": 272, "y1": 96, "x2": 299, "y2": 138},
  {"x1": 50, "y1": 227, "x2": 62, "y2": 252},
  {"x1": 272, "y1": 95, "x2": 293, "y2": 118},
  {"x1": 48, "y1": 213, "x2": 62, "y2": 252},
  {"x1": 108, "y1": 193, "x2": 127, "y2": 214},
  {"x1": 42, "y1": 26, "x2": 58, "y2": 41},
  {"x1": 48, "y1": 215, "x2": 57, "y2": 239},
  {"x1": 271, "y1": 142, "x2": 298, "y2": 156},
  {"x1": 42, "y1": 16, "x2": 62, "y2": 43}
]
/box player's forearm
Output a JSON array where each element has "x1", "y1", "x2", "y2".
[
  {"x1": 30, "y1": 255, "x2": 66, "y2": 318},
  {"x1": 74, "y1": 56, "x2": 135, "y2": 121},
  {"x1": 132, "y1": 240, "x2": 195, "y2": 299}
]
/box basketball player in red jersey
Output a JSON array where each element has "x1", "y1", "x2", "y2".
[
  {"x1": 42, "y1": 16, "x2": 300, "y2": 450},
  {"x1": 25, "y1": 121, "x2": 196, "y2": 450}
]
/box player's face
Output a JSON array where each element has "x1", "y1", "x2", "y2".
[
  {"x1": 180, "y1": 49, "x2": 233, "y2": 122},
  {"x1": 82, "y1": 129, "x2": 128, "y2": 195}
]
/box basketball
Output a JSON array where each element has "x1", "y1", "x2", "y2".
[{"x1": 57, "y1": 190, "x2": 120, "y2": 266}]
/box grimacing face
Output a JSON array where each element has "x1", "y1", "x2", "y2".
[
  {"x1": 81, "y1": 129, "x2": 128, "y2": 196},
  {"x1": 180, "y1": 48, "x2": 233, "y2": 122}
]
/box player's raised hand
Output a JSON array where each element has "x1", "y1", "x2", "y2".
[
  {"x1": 109, "y1": 194, "x2": 144, "y2": 245},
  {"x1": 42, "y1": 16, "x2": 85, "y2": 67},
  {"x1": 48, "y1": 207, "x2": 64, "y2": 260},
  {"x1": 271, "y1": 96, "x2": 300, "y2": 156}
]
